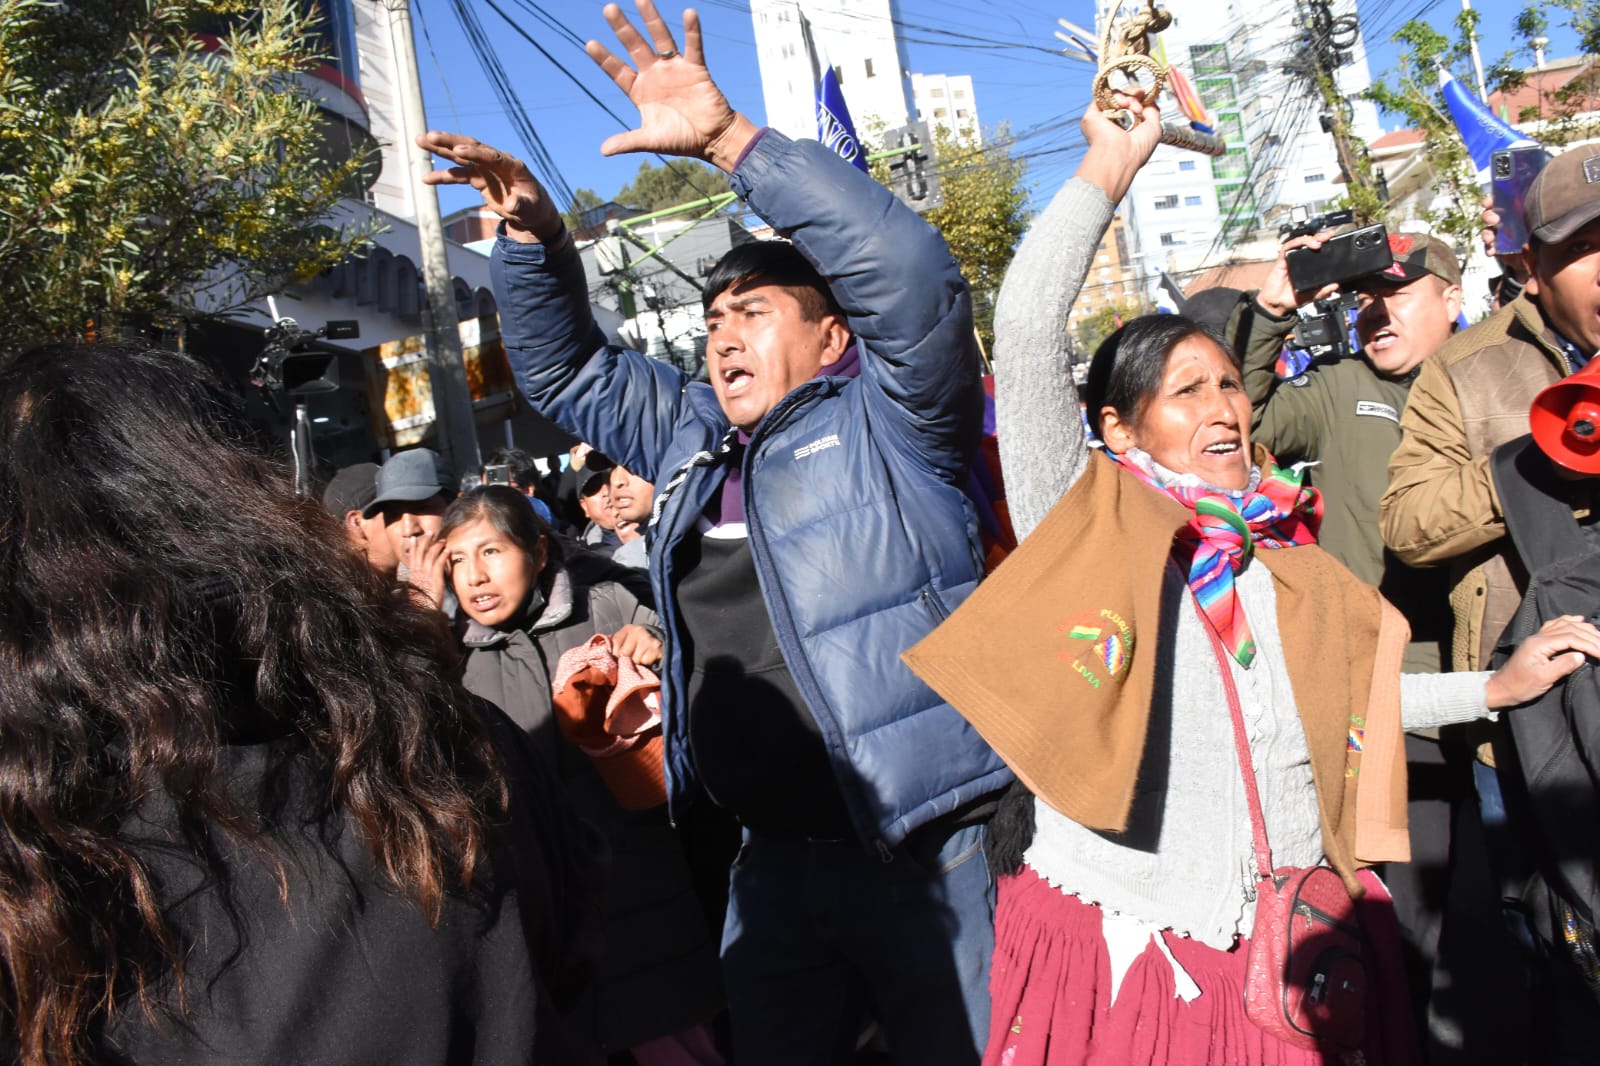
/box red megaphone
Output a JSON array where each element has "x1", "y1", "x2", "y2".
[{"x1": 1530, "y1": 360, "x2": 1600, "y2": 474}]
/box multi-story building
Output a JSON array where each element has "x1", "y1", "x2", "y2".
[
  {"x1": 749, "y1": 0, "x2": 915, "y2": 142},
  {"x1": 1065, "y1": 212, "x2": 1139, "y2": 351},
  {"x1": 1115, "y1": 0, "x2": 1381, "y2": 284},
  {"x1": 911, "y1": 72, "x2": 981, "y2": 142}
]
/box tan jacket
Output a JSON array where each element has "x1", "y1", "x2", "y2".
[
  {"x1": 1380, "y1": 294, "x2": 1589, "y2": 670},
  {"x1": 906, "y1": 449, "x2": 1413, "y2": 890}
]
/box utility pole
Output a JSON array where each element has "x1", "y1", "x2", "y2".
[
  {"x1": 1297, "y1": 0, "x2": 1381, "y2": 222},
  {"x1": 385, "y1": 0, "x2": 481, "y2": 477},
  {"x1": 1461, "y1": 0, "x2": 1491, "y2": 101}
]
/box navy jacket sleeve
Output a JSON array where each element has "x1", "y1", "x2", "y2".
[
  {"x1": 731, "y1": 133, "x2": 983, "y2": 479},
  {"x1": 491, "y1": 233, "x2": 694, "y2": 483}
]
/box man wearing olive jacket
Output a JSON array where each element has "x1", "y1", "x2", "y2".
[{"x1": 1235, "y1": 230, "x2": 1462, "y2": 670}]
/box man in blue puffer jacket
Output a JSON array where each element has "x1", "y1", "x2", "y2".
[{"x1": 420, "y1": 4, "x2": 1010, "y2": 1061}]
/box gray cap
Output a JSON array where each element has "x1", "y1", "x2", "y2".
[
  {"x1": 363, "y1": 448, "x2": 454, "y2": 517},
  {"x1": 321, "y1": 462, "x2": 380, "y2": 517}
]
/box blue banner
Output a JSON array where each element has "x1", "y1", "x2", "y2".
[
  {"x1": 816, "y1": 65, "x2": 868, "y2": 172},
  {"x1": 1439, "y1": 69, "x2": 1536, "y2": 177},
  {"x1": 798, "y1": 8, "x2": 868, "y2": 173}
]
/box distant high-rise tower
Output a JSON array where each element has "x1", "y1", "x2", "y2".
[
  {"x1": 911, "y1": 73, "x2": 981, "y2": 142},
  {"x1": 1115, "y1": 0, "x2": 1382, "y2": 278},
  {"x1": 750, "y1": 0, "x2": 915, "y2": 143}
]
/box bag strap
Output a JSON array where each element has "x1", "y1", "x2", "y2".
[{"x1": 1196, "y1": 598, "x2": 1275, "y2": 882}]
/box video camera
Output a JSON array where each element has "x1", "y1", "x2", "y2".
[
  {"x1": 1286, "y1": 292, "x2": 1360, "y2": 361},
  {"x1": 1279, "y1": 207, "x2": 1353, "y2": 243},
  {"x1": 249, "y1": 297, "x2": 359, "y2": 397}
]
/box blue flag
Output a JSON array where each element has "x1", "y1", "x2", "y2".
[
  {"x1": 1439, "y1": 68, "x2": 1536, "y2": 179},
  {"x1": 798, "y1": 9, "x2": 868, "y2": 172}
]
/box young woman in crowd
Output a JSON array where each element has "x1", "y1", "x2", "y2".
[
  {"x1": 0, "y1": 342, "x2": 594, "y2": 1065},
  {"x1": 436, "y1": 487, "x2": 725, "y2": 1066},
  {"x1": 907, "y1": 99, "x2": 1600, "y2": 1064}
]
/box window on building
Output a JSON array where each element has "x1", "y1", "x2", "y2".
[
  {"x1": 1196, "y1": 75, "x2": 1235, "y2": 104},
  {"x1": 956, "y1": 109, "x2": 969, "y2": 118},
  {"x1": 932, "y1": 87, "x2": 945, "y2": 97},
  {"x1": 955, "y1": 89, "x2": 967, "y2": 99},
  {"x1": 1179, "y1": 159, "x2": 1196, "y2": 171},
  {"x1": 865, "y1": 58, "x2": 875, "y2": 77},
  {"x1": 1185, "y1": 195, "x2": 1202, "y2": 206},
  {"x1": 1154, "y1": 194, "x2": 1179, "y2": 209},
  {"x1": 1191, "y1": 43, "x2": 1229, "y2": 76},
  {"x1": 934, "y1": 107, "x2": 948, "y2": 118},
  {"x1": 1304, "y1": 172, "x2": 1325, "y2": 182},
  {"x1": 1214, "y1": 148, "x2": 1250, "y2": 181},
  {"x1": 1160, "y1": 233, "x2": 1184, "y2": 247}
]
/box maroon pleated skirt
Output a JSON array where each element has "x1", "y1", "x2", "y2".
[{"x1": 983, "y1": 866, "x2": 1421, "y2": 1066}]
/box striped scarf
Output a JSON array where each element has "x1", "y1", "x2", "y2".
[{"x1": 1111, "y1": 449, "x2": 1322, "y2": 666}]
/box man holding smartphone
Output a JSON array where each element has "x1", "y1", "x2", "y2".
[
  {"x1": 1235, "y1": 229, "x2": 1462, "y2": 658},
  {"x1": 1382, "y1": 148, "x2": 1600, "y2": 672}
]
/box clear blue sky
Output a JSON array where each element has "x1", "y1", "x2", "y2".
[{"x1": 412, "y1": 0, "x2": 1579, "y2": 218}]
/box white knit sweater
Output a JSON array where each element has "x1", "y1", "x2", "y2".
[{"x1": 993, "y1": 175, "x2": 1490, "y2": 950}]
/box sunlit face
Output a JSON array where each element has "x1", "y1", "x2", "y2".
[
  {"x1": 704, "y1": 280, "x2": 849, "y2": 431},
  {"x1": 578, "y1": 481, "x2": 616, "y2": 530},
  {"x1": 608, "y1": 464, "x2": 654, "y2": 524},
  {"x1": 445, "y1": 516, "x2": 546, "y2": 629},
  {"x1": 1354, "y1": 274, "x2": 1462, "y2": 376},
  {"x1": 379, "y1": 494, "x2": 449, "y2": 566},
  {"x1": 1526, "y1": 218, "x2": 1600, "y2": 361},
  {"x1": 1099, "y1": 335, "x2": 1254, "y2": 491}
]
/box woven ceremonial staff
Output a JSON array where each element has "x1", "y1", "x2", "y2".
[{"x1": 1057, "y1": 1, "x2": 1228, "y2": 157}]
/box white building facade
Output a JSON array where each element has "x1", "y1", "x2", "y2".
[
  {"x1": 750, "y1": 0, "x2": 915, "y2": 142},
  {"x1": 1116, "y1": 0, "x2": 1382, "y2": 282},
  {"x1": 911, "y1": 72, "x2": 981, "y2": 142}
]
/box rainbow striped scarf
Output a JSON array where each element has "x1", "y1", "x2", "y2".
[{"x1": 1111, "y1": 450, "x2": 1323, "y2": 666}]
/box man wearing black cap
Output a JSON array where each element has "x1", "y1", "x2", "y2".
[
  {"x1": 573, "y1": 455, "x2": 623, "y2": 556},
  {"x1": 321, "y1": 462, "x2": 398, "y2": 577},
  {"x1": 365, "y1": 447, "x2": 457, "y2": 605},
  {"x1": 1236, "y1": 230, "x2": 1463, "y2": 658}
]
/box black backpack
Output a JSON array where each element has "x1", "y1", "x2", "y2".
[{"x1": 1489, "y1": 435, "x2": 1600, "y2": 991}]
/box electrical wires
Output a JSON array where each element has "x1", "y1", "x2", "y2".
[{"x1": 444, "y1": 0, "x2": 578, "y2": 208}]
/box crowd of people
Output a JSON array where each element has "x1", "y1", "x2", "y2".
[{"x1": 6, "y1": 1, "x2": 1600, "y2": 1063}]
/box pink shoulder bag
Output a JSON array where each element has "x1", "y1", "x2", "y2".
[{"x1": 1200, "y1": 606, "x2": 1367, "y2": 1053}]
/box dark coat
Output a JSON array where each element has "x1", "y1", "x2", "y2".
[
  {"x1": 490, "y1": 130, "x2": 1013, "y2": 852},
  {"x1": 458, "y1": 554, "x2": 722, "y2": 1052},
  {"x1": 103, "y1": 705, "x2": 596, "y2": 1065}
]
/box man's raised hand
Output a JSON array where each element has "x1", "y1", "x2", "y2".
[
  {"x1": 416, "y1": 132, "x2": 562, "y2": 245},
  {"x1": 584, "y1": 1, "x2": 758, "y2": 172}
]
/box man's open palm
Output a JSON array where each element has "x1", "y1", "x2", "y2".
[{"x1": 585, "y1": 1, "x2": 752, "y2": 169}]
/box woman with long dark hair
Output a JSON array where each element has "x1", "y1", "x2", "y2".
[
  {"x1": 0, "y1": 342, "x2": 594, "y2": 1065},
  {"x1": 435, "y1": 487, "x2": 725, "y2": 1066}
]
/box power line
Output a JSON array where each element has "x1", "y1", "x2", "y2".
[
  {"x1": 481, "y1": 0, "x2": 729, "y2": 210},
  {"x1": 443, "y1": 0, "x2": 578, "y2": 208}
]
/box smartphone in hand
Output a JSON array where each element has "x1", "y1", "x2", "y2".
[
  {"x1": 1286, "y1": 224, "x2": 1393, "y2": 292},
  {"x1": 1492, "y1": 146, "x2": 1550, "y2": 255}
]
